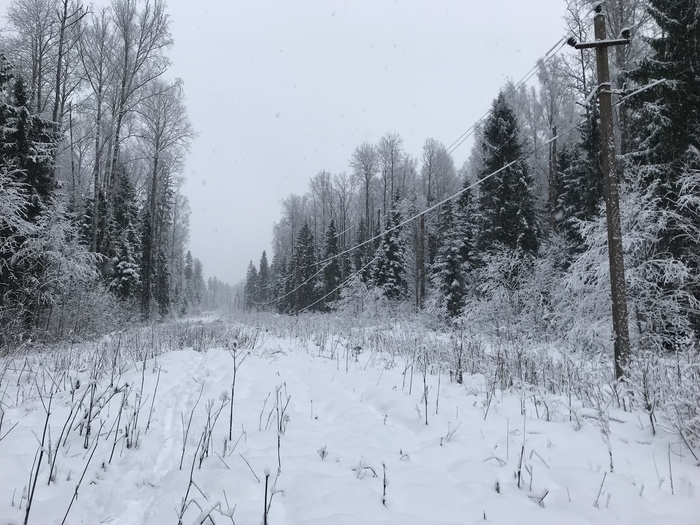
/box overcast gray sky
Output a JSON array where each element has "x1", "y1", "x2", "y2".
[
  {"x1": 165, "y1": 0, "x2": 568, "y2": 285},
  {"x1": 2, "y1": 0, "x2": 570, "y2": 285}
]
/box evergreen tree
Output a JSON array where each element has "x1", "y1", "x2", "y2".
[
  {"x1": 272, "y1": 254, "x2": 290, "y2": 314},
  {"x1": 258, "y1": 251, "x2": 270, "y2": 308},
  {"x1": 626, "y1": 0, "x2": 700, "y2": 336},
  {"x1": 556, "y1": 108, "x2": 604, "y2": 248},
  {"x1": 432, "y1": 202, "x2": 464, "y2": 317},
  {"x1": 453, "y1": 180, "x2": 478, "y2": 277},
  {"x1": 373, "y1": 196, "x2": 407, "y2": 300},
  {"x1": 476, "y1": 92, "x2": 539, "y2": 255},
  {"x1": 292, "y1": 222, "x2": 317, "y2": 312},
  {"x1": 627, "y1": 0, "x2": 700, "y2": 256},
  {"x1": 323, "y1": 219, "x2": 341, "y2": 306},
  {"x1": 108, "y1": 166, "x2": 141, "y2": 299},
  {"x1": 0, "y1": 60, "x2": 60, "y2": 331},
  {"x1": 353, "y1": 217, "x2": 372, "y2": 282},
  {"x1": 244, "y1": 261, "x2": 258, "y2": 311}
]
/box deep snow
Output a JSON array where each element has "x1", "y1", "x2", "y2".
[{"x1": 0, "y1": 320, "x2": 698, "y2": 525}]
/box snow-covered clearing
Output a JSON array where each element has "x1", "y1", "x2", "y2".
[{"x1": 0, "y1": 317, "x2": 698, "y2": 525}]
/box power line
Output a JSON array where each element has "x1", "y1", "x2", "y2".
[
  {"x1": 253, "y1": 121, "x2": 580, "y2": 310},
  {"x1": 249, "y1": 18, "x2": 602, "y2": 308}
]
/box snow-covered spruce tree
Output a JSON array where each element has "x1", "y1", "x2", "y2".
[
  {"x1": 322, "y1": 219, "x2": 341, "y2": 307},
  {"x1": 0, "y1": 57, "x2": 61, "y2": 339},
  {"x1": 292, "y1": 222, "x2": 318, "y2": 313},
  {"x1": 453, "y1": 179, "x2": 478, "y2": 286},
  {"x1": 244, "y1": 260, "x2": 258, "y2": 311},
  {"x1": 353, "y1": 217, "x2": 373, "y2": 282},
  {"x1": 257, "y1": 251, "x2": 270, "y2": 309},
  {"x1": 8, "y1": 199, "x2": 101, "y2": 340},
  {"x1": 108, "y1": 165, "x2": 141, "y2": 300},
  {"x1": 273, "y1": 255, "x2": 290, "y2": 314},
  {"x1": 625, "y1": 0, "x2": 700, "y2": 337},
  {"x1": 431, "y1": 202, "x2": 464, "y2": 318},
  {"x1": 556, "y1": 107, "x2": 604, "y2": 250},
  {"x1": 559, "y1": 176, "x2": 699, "y2": 353},
  {"x1": 476, "y1": 91, "x2": 539, "y2": 257},
  {"x1": 373, "y1": 195, "x2": 407, "y2": 301}
]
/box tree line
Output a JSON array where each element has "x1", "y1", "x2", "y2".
[
  {"x1": 244, "y1": 0, "x2": 700, "y2": 356},
  {"x1": 0, "y1": 0, "x2": 230, "y2": 346}
]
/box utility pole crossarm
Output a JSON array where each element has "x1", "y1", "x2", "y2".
[{"x1": 574, "y1": 38, "x2": 630, "y2": 50}]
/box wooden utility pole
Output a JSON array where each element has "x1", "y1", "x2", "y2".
[{"x1": 575, "y1": 5, "x2": 631, "y2": 379}]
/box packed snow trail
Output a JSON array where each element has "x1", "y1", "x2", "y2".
[{"x1": 1, "y1": 331, "x2": 699, "y2": 525}]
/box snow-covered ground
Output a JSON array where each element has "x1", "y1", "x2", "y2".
[{"x1": 0, "y1": 318, "x2": 698, "y2": 525}]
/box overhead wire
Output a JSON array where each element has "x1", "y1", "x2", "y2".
[
  {"x1": 253, "y1": 120, "x2": 580, "y2": 310},
  {"x1": 251, "y1": 9, "x2": 605, "y2": 309}
]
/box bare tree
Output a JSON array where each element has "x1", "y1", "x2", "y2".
[
  {"x1": 349, "y1": 141, "x2": 379, "y2": 230},
  {"x1": 108, "y1": 0, "x2": 172, "y2": 190},
  {"x1": 77, "y1": 6, "x2": 115, "y2": 251},
  {"x1": 5, "y1": 0, "x2": 60, "y2": 115},
  {"x1": 309, "y1": 170, "x2": 333, "y2": 253},
  {"x1": 136, "y1": 77, "x2": 194, "y2": 318},
  {"x1": 332, "y1": 172, "x2": 356, "y2": 252},
  {"x1": 52, "y1": 0, "x2": 88, "y2": 125},
  {"x1": 379, "y1": 132, "x2": 404, "y2": 216},
  {"x1": 420, "y1": 138, "x2": 456, "y2": 207}
]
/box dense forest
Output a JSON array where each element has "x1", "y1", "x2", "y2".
[
  {"x1": 1, "y1": 0, "x2": 699, "y2": 364},
  {"x1": 0, "y1": 0, "x2": 235, "y2": 347},
  {"x1": 244, "y1": 0, "x2": 700, "y2": 362}
]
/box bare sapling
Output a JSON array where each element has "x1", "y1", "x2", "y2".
[
  {"x1": 517, "y1": 444, "x2": 525, "y2": 489},
  {"x1": 49, "y1": 398, "x2": 83, "y2": 484},
  {"x1": 177, "y1": 433, "x2": 205, "y2": 525},
  {"x1": 24, "y1": 388, "x2": 53, "y2": 525},
  {"x1": 591, "y1": 385, "x2": 614, "y2": 472},
  {"x1": 275, "y1": 384, "x2": 292, "y2": 473},
  {"x1": 109, "y1": 387, "x2": 129, "y2": 464},
  {"x1": 453, "y1": 334, "x2": 464, "y2": 384},
  {"x1": 145, "y1": 366, "x2": 162, "y2": 432},
  {"x1": 228, "y1": 343, "x2": 249, "y2": 441},
  {"x1": 0, "y1": 406, "x2": 18, "y2": 443},
  {"x1": 382, "y1": 462, "x2": 388, "y2": 507},
  {"x1": 593, "y1": 471, "x2": 607, "y2": 508},
  {"x1": 180, "y1": 384, "x2": 205, "y2": 470},
  {"x1": 483, "y1": 369, "x2": 498, "y2": 421},
  {"x1": 84, "y1": 382, "x2": 96, "y2": 450},
  {"x1": 435, "y1": 366, "x2": 441, "y2": 415},
  {"x1": 60, "y1": 420, "x2": 105, "y2": 525},
  {"x1": 199, "y1": 396, "x2": 228, "y2": 468},
  {"x1": 668, "y1": 442, "x2": 674, "y2": 496},
  {"x1": 258, "y1": 392, "x2": 271, "y2": 431},
  {"x1": 126, "y1": 350, "x2": 149, "y2": 449},
  {"x1": 263, "y1": 467, "x2": 271, "y2": 525},
  {"x1": 440, "y1": 421, "x2": 461, "y2": 446},
  {"x1": 419, "y1": 352, "x2": 429, "y2": 426}
]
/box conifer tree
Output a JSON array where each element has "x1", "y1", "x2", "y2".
[
  {"x1": 453, "y1": 180, "x2": 478, "y2": 277},
  {"x1": 244, "y1": 261, "x2": 258, "y2": 311},
  {"x1": 625, "y1": 0, "x2": 700, "y2": 337},
  {"x1": 353, "y1": 217, "x2": 372, "y2": 282},
  {"x1": 432, "y1": 202, "x2": 464, "y2": 317},
  {"x1": 476, "y1": 92, "x2": 539, "y2": 255},
  {"x1": 556, "y1": 108, "x2": 604, "y2": 249},
  {"x1": 627, "y1": 0, "x2": 700, "y2": 259},
  {"x1": 258, "y1": 251, "x2": 270, "y2": 308},
  {"x1": 373, "y1": 196, "x2": 407, "y2": 300},
  {"x1": 293, "y1": 222, "x2": 317, "y2": 312},
  {"x1": 323, "y1": 219, "x2": 341, "y2": 306}
]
